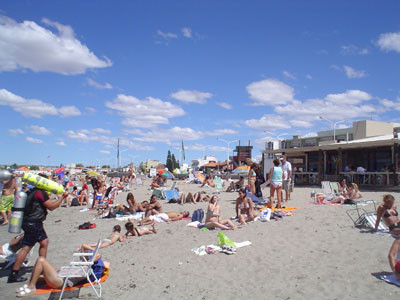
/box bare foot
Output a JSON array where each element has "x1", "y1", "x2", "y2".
[
  {"x1": 151, "y1": 223, "x2": 157, "y2": 233},
  {"x1": 2, "y1": 221, "x2": 9, "y2": 226}
]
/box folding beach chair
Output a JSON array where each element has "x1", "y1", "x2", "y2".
[
  {"x1": 152, "y1": 182, "x2": 177, "y2": 200},
  {"x1": 58, "y1": 240, "x2": 102, "y2": 299},
  {"x1": 321, "y1": 181, "x2": 336, "y2": 201},
  {"x1": 346, "y1": 201, "x2": 389, "y2": 231},
  {"x1": 329, "y1": 182, "x2": 340, "y2": 196},
  {"x1": 1, "y1": 245, "x2": 35, "y2": 269},
  {"x1": 163, "y1": 189, "x2": 180, "y2": 202}
]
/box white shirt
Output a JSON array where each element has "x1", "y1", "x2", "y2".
[
  {"x1": 281, "y1": 161, "x2": 292, "y2": 180},
  {"x1": 356, "y1": 166, "x2": 366, "y2": 172}
]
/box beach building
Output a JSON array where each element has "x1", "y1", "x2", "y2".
[
  {"x1": 139, "y1": 159, "x2": 162, "y2": 173},
  {"x1": 232, "y1": 141, "x2": 253, "y2": 167},
  {"x1": 262, "y1": 120, "x2": 400, "y2": 187},
  {"x1": 191, "y1": 155, "x2": 218, "y2": 171}
]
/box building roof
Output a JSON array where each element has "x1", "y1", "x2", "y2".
[{"x1": 263, "y1": 135, "x2": 400, "y2": 154}]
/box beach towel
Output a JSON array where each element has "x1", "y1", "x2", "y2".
[
  {"x1": 35, "y1": 266, "x2": 110, "y2": 295},
  {"x1": 259, "y1": 204, "x2": 299, "y2": 212},
  {"x1": 379, "y1": 274, "x2": 400, "y2": 287},
  {"x1": 116, "y1": 212, "x2": 145, "y2": 222},
  {"x1": 149, "y1": 213, "x2": 169, "y2": 223},
  {"x1": 191, "y1": 241, "x2": 252, "y2": 256}
]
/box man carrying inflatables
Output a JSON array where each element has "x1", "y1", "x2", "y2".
[
  {"x1": 1, "y1": 170, "x2": 18, "y2": 226},
  {"x1": 8, "y1": 174, "x2": 68, "y2": 283}
]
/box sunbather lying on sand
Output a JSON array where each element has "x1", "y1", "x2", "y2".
[
  {"x1": 388, "y1": 238, "x2": 400, "y2": 280},
  {"x1": 136, "y1": 211, "x2": 189, "y2": 225},
  {"x1": 201, "y1": 175, "x2": 215, "y2": 188},
  {"x1": 125, "y1": 220, "x2": 157, "y2": 236},
  {"x1": 76, "y1": 225, "x2": 125, "y2": 252},
  {"x1": 115, "y1": 192, "x2": 146, "y2": 215},
  {"x1": 326, "y1": 183, "x2": 362, "y2": 204},
  {"x1": 205, "y1": 195, "x2": 239, "y2": 230},
  {"x1": 375, "y1": 194, "x2": 400, "y2": 235},
  {"x1": 16, "y1": 253, "x2": 108, "y2": 297},
  {"x1": 236, "y1": 188, "x2": 257, "y2": 225},
  {"x1": 178, "y1": 192, "x2": 206, "y2": 205}
]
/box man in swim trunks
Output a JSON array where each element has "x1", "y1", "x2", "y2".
[
  {"x1": 1, "y1": 170, "x2": 18, "y2": 225},
  {"x1": 8, "y1": 176, "x2": 68, "y2": 283}
]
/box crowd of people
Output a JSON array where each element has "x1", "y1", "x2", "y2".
[{"x1": 1, "y1": 156, "x2": 400, "y2": 296}]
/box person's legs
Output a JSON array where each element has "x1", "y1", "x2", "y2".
[
  {"x1": 9, "y1": 245, "x2": 32, "y2": 282},
  {"x1": 186, "y1": 192, "x2": 194, "y2": 204},
  {"x1": 276, "y1": 187, "x2": 282, "y2": 208},
  {"x1": 179, "y1": 193, "x2": 185, "y2": 205},
  {"x1": 270, "y1": 186, "x2": 275, "y2": 207},
  {"x1": 238, "y1": 214, "x2": 246, "y2": 225}
]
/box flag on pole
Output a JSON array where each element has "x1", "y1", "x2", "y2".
[{"x1": 182, "y1": 140, "x2": 185, "y2": 161}]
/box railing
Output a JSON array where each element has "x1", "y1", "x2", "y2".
[
  {"x1": 293, "y1": 172, "x2": 318, "y2": 185},
  {"x1": 340, "y1": 172, "x2": 391, "y2": 186}
]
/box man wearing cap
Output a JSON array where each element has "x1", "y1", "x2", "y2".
[{"x1": 280, "y1": 156, "x2": 292, "y2": 203}]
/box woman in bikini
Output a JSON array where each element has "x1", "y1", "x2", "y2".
[
  {"x1": 269, "y1": 158, "x2": 283, "y2": 209},
  {"x1": 248, "y1": 164, "x2": 257, "y2": 194},
  {"x1": 77, "y1": 225, "x2": 125, "y2": 251},
  {"x1": 125, "y1": 220, "x2": 157, "y2": 236},
  {"x1": 205, "y1": 195, "x2": 238, "y2": 230},
  {"x1": 235, "y1": 188, "x2": 257, "y2": 225},
  {"x1": 115, "y1": 192, "x2": 146, "y2": 215},
  {"x1": 375, "y1": 194, "x2": 400, "y2": 235},
  {"x1": 327, "y1": 183, "x2": 362, "y2": 204}
]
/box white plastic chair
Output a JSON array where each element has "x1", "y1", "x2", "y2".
[{"x1": 58, "y1": 239, "x2": 102, "y2": 299}]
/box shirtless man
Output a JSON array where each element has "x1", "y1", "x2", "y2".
[
  {"x1": 145, "y1": 195, "x2": 163, "y2": 218},
  {"x1": 1, "y1": 171, "x2": 18, "y2": 225}
]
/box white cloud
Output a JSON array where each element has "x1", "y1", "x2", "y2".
[
  {"x1": 56, "y1": 140, "x2": 66, "y2": 146},
  {"x1": 0, "y1": 89, "x2": 81, "y2": 118},
  {"x1": 58, "y1": 106, "x2": 81, "y2": 117},
  {"x1": 343, "y1": 65, "x2": 367, "y2": 79},
  {"x1": 26, "y1": 136, "x2": 43, "y2": 144},
  {"x1": 100, "y1": 150, "x2": 110, "y2": 154},
  {"x1": 0, "y1": 15, "x2": 111, "y2": 74},
  {"x1": 170, "y1": 89, "x2": 212, "y2": 104},
  {"x1": 306, "y1": 74, "x2": 312, "y2": 80},
  {"x1": 8, "y1": 128, "x2": 24, "y2": 136},
  {"x1": 207, "y1": 145, "x2": 229, "y2": 152},
  {"x1": 64, "y1": 128, "x2": 154, "y2": 151},
  {"x1": 290, "y1": 120, "x2": 313, "y2": 128},
  {"x1": 376, "y1": 31, "x2": 400, "y2": 53},
  {"x1": 28, "y1": 125, "x2": 51, "y2": 135},
  {"x1": 283, "y1": 71, "x2": 296, "y2": 80},
  {"x1": 92, "y1": 128, "x2": 111, "y2": 134},
  {"x1": 181, "y1": 27, "x2": 192, "y2": 38},
  {"x1": 341, "y1": 44, "x2": 369, "y2": 55},
  {"x1": 380, "y1": 98, "x2": 400, "y2": 111},
  {"x1": 85, "y1": 107, "x2": 96, "y2": 113},
  {"x1": 216, "y1": 102, "x2": 232, "y2": 109},
  {"x1": 206, "y1": 129, "x2": 238, "y2": 136},
  {"x1": 106, "y1": 94, "x2": 185, "y2": 128},
  {"x1": 244, "y1": 114, "x2": 291, "y2": 130},
  {"x1": 156, "y1": 30, "x2": 178, "y2": 44},
  {"x1": 246, "y1": 79, "x2": 295, "y2": 106},
  {"x1": 86, "y1": 78, "x2": 112, "y2": 90},
  {"x1": 325, "y1": 90, "x2": 372, "y2": 105}
]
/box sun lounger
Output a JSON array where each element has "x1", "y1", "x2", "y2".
[
  {"x1": 152, "y1": 181, "x2": 177, "y2": 200},
  {"x1": 163, "y1": 189, "x2": 180, "y2": 202},
  {"x1": 1, "y1": 245, "x2": 35, "y2": 269},
  {"x1": 346, "y1": 200, "x2": 389, "y2": 231}
]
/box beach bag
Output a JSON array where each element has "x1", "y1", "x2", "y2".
[
  {"x1": 191, "y1": 209, "x2": 204, "y2": 223},
  {"x1": 259, "y1": 208, "x2": 271, "y2": 222},
  {"x1": 71, "y1": 198, "x2": 80, "y2": 206}
]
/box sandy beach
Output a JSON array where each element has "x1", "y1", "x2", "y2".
[{"x1": 1, "y1": 178, "x2": 400, "y2": 300}]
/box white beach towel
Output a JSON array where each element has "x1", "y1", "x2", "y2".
[
  {"x1": 191, "y1": 241, "x2": 251, "y2": 256},
  {"x1": 149, "y1": 213, "x2": 169, "y2": 223},
  {"x1": 116, "y1": 212, "x2": 145, "y2": 222},
  {"x1": 380, "y1": 274, "x2": 400, "y2": 287}
]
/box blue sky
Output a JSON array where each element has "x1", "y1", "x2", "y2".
[{"x1": 1, "y1": 0, "x2": 400, "y2": 167}]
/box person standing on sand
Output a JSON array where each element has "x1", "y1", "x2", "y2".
[
  {"x1": 1, "y1": 170, "x2": 18, "y2": 225},
  {"x1": 280, "y1": 156, "x2": 292, "y2": 203},
  {"x1": 8, "y1": 174, "x2": 68, "y2": 283}
]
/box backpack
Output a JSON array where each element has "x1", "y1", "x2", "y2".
[{"x1": 191, "y1": 208, "x2": 204, "y2": 223}]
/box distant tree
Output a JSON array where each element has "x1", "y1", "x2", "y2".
[
  {"x1": 102, "y1": 165, "x2": 110, "y2": 169},
  {"x1": 171, "y1": 154, "x2": 178, "y2": 170},
  {"x1": 166, "y1": 150, "x2": 173, "y2": 172},
  {"x1": 10, "y1": 163, "x2": 18, "y2": 169},
  {"x1": 30, "y1": 165, "x2": 39, "y2": 170},
  {"x1": 76, "y1": 163, "x2": 84, "y2": 168}
]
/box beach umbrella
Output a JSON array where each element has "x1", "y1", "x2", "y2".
[
  {"x1": 158, "y1": 170, "x2": 173, "y2": 178},
  {"x1": 173, "y1": 169, "x2": 181, "y2": 174},
  {"x1": 87, "y1": 170, "x2": 101, "y2": 177},
  {"x1": 232, "y1": 166, "x2": 250, "y2": 174}
]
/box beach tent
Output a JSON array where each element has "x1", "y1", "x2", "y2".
[
  {"x1": 173, "y1": 168, "x2": 181, "y2": 174},
  {"x1": 157, "y1": 169, "x2": 173, "y2": 179}
]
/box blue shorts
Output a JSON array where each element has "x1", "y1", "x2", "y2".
[
  {"x1": 22, "y1": 222, "x2": 48, "y2": 246},
  {"x1": 95, "y1": 193, "x2": 102, "y2": 200}
]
